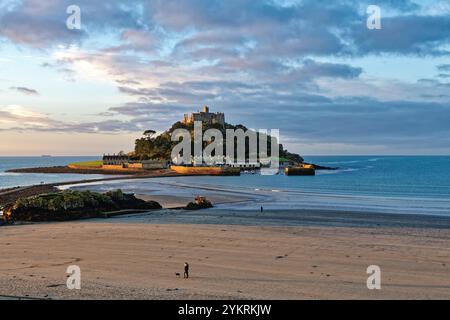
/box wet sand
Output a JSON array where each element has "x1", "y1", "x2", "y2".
[{"x1": 1, "y1": 221, "x2": 450, "y2": 299}]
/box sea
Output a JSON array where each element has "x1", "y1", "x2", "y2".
[
  {"x1": 1, "y1": 156, "x2": 450, "y2": 216},
  {"x1": 0, "y1": 156, "x2": 106, "y2": 189}
]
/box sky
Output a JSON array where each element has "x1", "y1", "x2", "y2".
[{"x1": 0, "y1": 0, "x2": 450, "y2": 156}]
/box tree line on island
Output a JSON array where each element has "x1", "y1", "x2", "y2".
[{"x1": 132, "y1": 120, "x2": 304, "y2": 164}]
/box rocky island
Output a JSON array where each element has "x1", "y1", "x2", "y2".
[{"x1": 7, "y1": 107, "x2": 337, "y2": 177}]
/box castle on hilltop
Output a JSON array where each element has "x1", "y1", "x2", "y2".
[{"x1": 182, "y1": 106, "x2": 225, "y2": 127}]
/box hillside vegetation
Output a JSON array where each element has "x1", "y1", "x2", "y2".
[{"x1": 132, "y1": 121, "x2": 303, "y2": 164}]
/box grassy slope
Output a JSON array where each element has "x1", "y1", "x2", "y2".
[{"x1": 69, "y1": 160, "x2": 103, "y2": 168}]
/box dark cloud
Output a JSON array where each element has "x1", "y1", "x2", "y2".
[
  {"x1": 10, "y1": 86, "x2": 40, "y2": 96},
  {"x1": 437, "y1": 64, "x2": 450, "y2": 72},
  {"x1": 0, "y1": 2, "x2": 84, "y2": 47},
  {"x1": 285, "y1": 59, "x2": 362, "y2": 82},
  {"x1": 145, "y1": 0, "x2": 295, "y2": 31},
  {"x1": 350, "y1": 15, "x2": 450, "y2": 56},
  {"x1": 0, "y1": 0, "x2": 144, "y2": 47},
  {"x1": 214, "y1": 98, "x2": 450, "y2": 151},
  {"x1": 1, "y1": 0, "x2": 446, "y2": 57}
]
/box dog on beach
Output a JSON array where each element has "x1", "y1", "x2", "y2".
[{"x1": 175, "y1": 272, "x2": 181, "y2": 278}]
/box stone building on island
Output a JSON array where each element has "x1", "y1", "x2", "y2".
[
  {"x1": 182, "y1": 106, "x2": 225, "y2": 128},
  {"x1": 102, "y1": 154, "x2": 169, "y2": 170}
]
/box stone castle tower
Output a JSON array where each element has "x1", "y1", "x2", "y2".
[{"x1": 182, "y1": 106, "x2": 225, "y2": 127}]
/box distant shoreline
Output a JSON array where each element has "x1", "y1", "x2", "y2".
[{"x1": 6, "y1": 166, "x2": 147, "y2": 175}]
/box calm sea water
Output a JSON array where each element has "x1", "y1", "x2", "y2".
[
  {"x1": 196, "y1": 155, "x2": 450, "y2": 199},
  {"x1": 2, "y1": 156, "x2": 450, "y2": 216},
  {"x1": 0, "y1": 156, "x2": 106, "y2": 189},
  {"x1": 67, "y1": 156, "x2": 450, "y2": 216}
]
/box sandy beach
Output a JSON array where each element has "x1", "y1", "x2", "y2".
[
  {"x1": 1, "y1": 220, "x2": 450, "y2": 300},
  {"x1": 2, "y1": 169, "x2": 450, "y2": 300}
]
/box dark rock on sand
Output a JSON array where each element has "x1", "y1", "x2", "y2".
[
  {"x1": 184, "y1": 196, "x2": 213, "y2": 210},
  {"x1": 2, "y1": 189, "x2": 161, "y2": 222}
]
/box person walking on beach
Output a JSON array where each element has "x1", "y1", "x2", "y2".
[
  {"x1": 260, "y1": 206, "x2": 264, "y2": 213},
  {"x1": 184, "y1": 262, "x2": 189, "y2": 279}
]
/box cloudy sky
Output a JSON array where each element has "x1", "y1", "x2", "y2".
[{"x1": 0, "y1": 0, "x2": 449, "y2": 155}]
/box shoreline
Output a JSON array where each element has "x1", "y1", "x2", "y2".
[{"x1": 6, "y1": 166, "x2": 147, "y2": 175}]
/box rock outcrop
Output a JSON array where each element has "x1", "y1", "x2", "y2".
[
  {"x1": 184, "y1": 196, "x2": 213, "y2": 210},
  {"x1": 2, "y1": 189, "x2": 161, "y2": 222}
]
